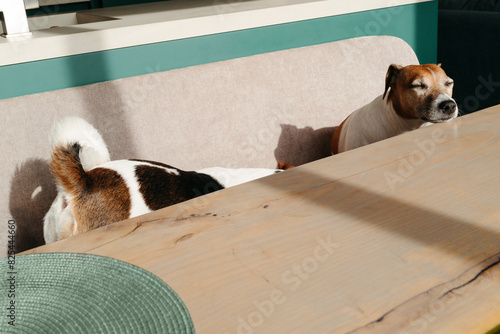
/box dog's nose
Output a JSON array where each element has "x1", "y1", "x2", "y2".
[{"x1": 439, "y1": 100, "x2": 457, "y2": 114}]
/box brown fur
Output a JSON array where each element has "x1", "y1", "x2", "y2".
[
  {"x1": 330, "y1": 117, "x2": 349, "y2": 155},
  {"x1": 277, "y1": 161, "x2": 294, "y2": 170},
  {"x1": 384, "y1": 64, "x2": 454, "y2": 120},
  {"x1": 50, "y1": 144, "x2": 131, "y2": 238},
  {"x1": 72, "y1": 167, "x2": 131, "y2": 234},
  {"x1": 50, "y1": 144, "x2": 88, "y2": 196}
]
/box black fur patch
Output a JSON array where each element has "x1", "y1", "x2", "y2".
[{"x1": 132, "y1": 160, "x2": 224, "y2": 211}]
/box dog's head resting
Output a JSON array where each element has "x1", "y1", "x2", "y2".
[{"x1": 383, "y1": 64, "x2": 458, "y2": 123}]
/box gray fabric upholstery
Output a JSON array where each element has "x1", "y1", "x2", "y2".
[{"x1": 1, "y1": 35, "x2": 418, "y2": 254}]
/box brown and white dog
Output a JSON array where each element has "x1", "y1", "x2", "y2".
[
  {"x1": 43, "y1": 116, "x2": 285, "y2": 244},
  {"x1": 331, "y1": 64, "x2": 458, "y2": 154}
]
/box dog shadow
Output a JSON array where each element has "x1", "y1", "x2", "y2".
[
  {"x1": 274, "y1": 124, "x2": 336, "y2": 167},
  {"x1": 9, "y1": 159, "x2": 56, "y2": 254}
]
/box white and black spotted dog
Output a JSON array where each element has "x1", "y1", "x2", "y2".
[{"x1": 43, "y1": 116, "x2": 292, "y2": 244}]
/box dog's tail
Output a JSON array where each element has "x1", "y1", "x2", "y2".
[{"x1": 49, "y1": 116, "x2": 110, "y2": 196}]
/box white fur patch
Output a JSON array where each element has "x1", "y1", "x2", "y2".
[
  {"x1": 431, "y1": 93, "x2": 458, "y2": 120},
  {"x1": 197, "y1": 167, "x2": 280, "y2": 188},
  {"x1": 50, "y1": 116, "x2": 110, "y2": 171},
  {"x1": 339, "y1": 95, "x2": 431, "y2": 153},
  {"x1": 43, "y1": 191, "x2": 75, "y2": 244},
  {"x1": 100, "y1": 160, "x2": 151, "y2": 218}
]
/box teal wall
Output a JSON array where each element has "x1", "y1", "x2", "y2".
[{"x1": 0, "y1": 1, "x2": 438, "y2": 100}]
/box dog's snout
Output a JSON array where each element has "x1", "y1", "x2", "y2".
[{"x1": 439, "y1": 100, "x2": 457, "y2": 114}]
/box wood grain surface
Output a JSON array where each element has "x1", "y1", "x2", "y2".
[{"x1": 24, "y1": 106, "x2": 500, "y2": 334}]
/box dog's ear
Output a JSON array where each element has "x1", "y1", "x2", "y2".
[
  {"x1": 436, "y1": 63, "x2": 442, "y2": 67},
  {"x1": 384, "y1": 64, "x2": 402, "y2": 99}
]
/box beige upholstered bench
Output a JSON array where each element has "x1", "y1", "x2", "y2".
[{"x1": 1, "y1": 35, "x2": 419, "y2": 254}]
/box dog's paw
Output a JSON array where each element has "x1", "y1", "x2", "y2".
[{"x1": 277, "y1": 162, "x2": 294, "y2": 170}]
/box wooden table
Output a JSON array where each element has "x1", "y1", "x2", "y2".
[{"x1": 26, "y1": 106, "x2": 500, "y2": 334}]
